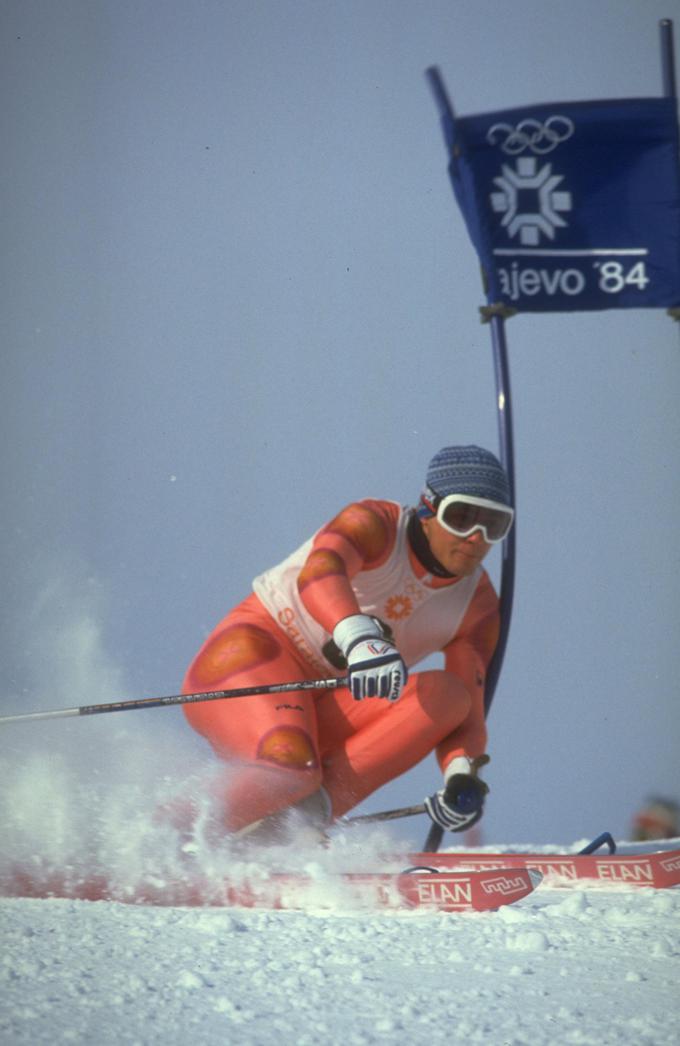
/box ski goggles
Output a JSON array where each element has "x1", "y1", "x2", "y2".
[{"x1": 423, "y1": 490, "x2": 514, "y2": 544}]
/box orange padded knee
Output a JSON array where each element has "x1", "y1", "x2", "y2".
[
  {"x1": 256, "y1": 726, "x2": 319, "y2": 770},
  {"x1": 187, "y1": 623, "x2": 281, "y2": 689}
]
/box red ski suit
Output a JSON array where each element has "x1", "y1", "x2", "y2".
[{"x1": 183, "y1": 499, "x2": 499, "y2": 831}]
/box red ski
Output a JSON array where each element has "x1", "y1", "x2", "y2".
[
  {"x1": 407, "y1": 848, "x2": 680, "y2": 888},
  {"x1": 4, "y1": 865, "x2": 538, "y2": 913}
]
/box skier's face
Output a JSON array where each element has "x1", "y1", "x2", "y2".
[{"x1": 421, "y1": 515, "x2": 492, "y2": 576}]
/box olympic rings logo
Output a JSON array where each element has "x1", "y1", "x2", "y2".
[{"x1": 486, "y1": 116, "x2": 575, "y2": 155}]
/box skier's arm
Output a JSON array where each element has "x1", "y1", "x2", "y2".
[
  {"x1": 424, "y1": 575, "x2": 499, "y2": 832},
  {"x1": 296, "y1": 500, "x2": 398, "y2": 633},
  {"x1": 436, "y1": 571, "x2": 500, "y2": 768},
  {"x1": 297, "y1": 500, "x2": 407, "y2": 700}
]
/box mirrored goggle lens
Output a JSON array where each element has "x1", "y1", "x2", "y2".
[{"x1": 439, "y1": 500, "x2": 512, "y2": 542}]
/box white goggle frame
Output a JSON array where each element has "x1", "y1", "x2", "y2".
[{"x1": 429, "y1": 492, "x2": 514, "y2": 544}]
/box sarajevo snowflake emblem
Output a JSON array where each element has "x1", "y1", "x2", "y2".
[
  {"x1": 384, "y1": 595, "x2": 413, "y2": 621},
  {"x1": 490, "y1": 157, "x2": 572, "y2": 245}
]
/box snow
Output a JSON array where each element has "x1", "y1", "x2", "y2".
[
  {"x1": 1, "y1": 724, "x2": 678, "y2": 1043},
  {"x1": 2, "y1": 835, "x2": 679, "y2": 1045}
]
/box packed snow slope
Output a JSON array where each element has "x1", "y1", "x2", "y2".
[
  {"x1": 2, "y1": 835, "x2": 679, "y2": 1046},
  {"x1": 1, "y1": 728, "x2": 678, "y2": 1043}
]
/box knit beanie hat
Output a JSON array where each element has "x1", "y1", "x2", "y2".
[{"x1": 421, "y1": 445, "x2": 511, "y2": 509}]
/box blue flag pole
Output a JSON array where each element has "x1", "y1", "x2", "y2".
[
  {"x1": 660, "y1": 19, "x2": 680, "y2": 330},
  {"x1": 660, "y1": 19, "x2": 677, "y2": 98},
  {"x1": 483, "y1": 311, "x2": 517, "y2": 711},
  {"x1": 423, "y1": 70, "x2": 517, "y2": 852},
  {"x1": 425, "y1": 66, "x2": 517, "y2": 716}
]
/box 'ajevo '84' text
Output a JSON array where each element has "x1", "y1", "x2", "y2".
[{"x1": 497, "y1": 260, "x2": 650, "y2": 301}]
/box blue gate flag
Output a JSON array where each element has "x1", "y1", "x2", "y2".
[{"x1": 438, "y1": 97, "x2": 680, "y2": 312}]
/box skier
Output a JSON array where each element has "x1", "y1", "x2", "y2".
[{"x1": 182, "y1": 445, "x2": 514, "y2": 844}]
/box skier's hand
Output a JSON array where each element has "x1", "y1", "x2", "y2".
[
  {"x1": 424, "y1": 756, "x2": 490, "y2": 832},
  {"x1": 346, "y1": 637, "x2": 407, "y2": 701},
  {"x1": 332, "y1": 614, "x2": 407, "y2": 702}
]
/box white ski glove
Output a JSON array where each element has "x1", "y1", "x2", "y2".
[
  {"x1": 424, "y1": 755, "x2": 490, "y2": 832},
  {"x1": 332, "y1": 614, "x2": 407, "y2": 702}
]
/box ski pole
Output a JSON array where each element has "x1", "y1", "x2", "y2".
[
  {"x1": 0, "y1": 676, "x2": 347, "y2": 726},
  {"x1": 344, "y1": 804, "x2": 426, "y2": 824}
]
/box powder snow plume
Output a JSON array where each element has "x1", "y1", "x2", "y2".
[{"x1": 0, "y1": 560, "x2": 399, "y2": 902}]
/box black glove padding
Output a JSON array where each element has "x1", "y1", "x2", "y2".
[{"x1": 424, "y1": 773, "x2": 489, "y2": 833}]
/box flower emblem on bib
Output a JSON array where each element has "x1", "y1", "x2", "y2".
[{"x1": 384, "y1": 594, "x2": 413, "y2": 621}]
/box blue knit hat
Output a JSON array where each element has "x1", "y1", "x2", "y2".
[{"x1": 421, "y1": 445, "x2": 511, "y2": 509}]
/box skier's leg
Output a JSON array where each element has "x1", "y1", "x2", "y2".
[
  {"x1": 182, "y1": 595, "x2": 323, "y2": 832},
  {"x1": 316, "y1": 670, "x2": 472, "y2": 817}
]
